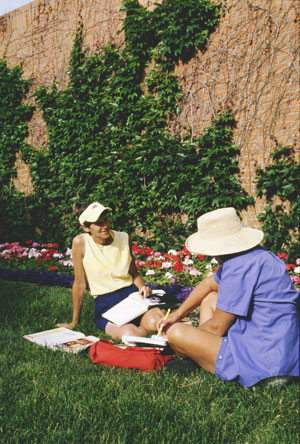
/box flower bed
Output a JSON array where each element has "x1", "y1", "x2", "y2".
[{"x1": 0, "y1": 241, "x2": 299, "y2": 298}]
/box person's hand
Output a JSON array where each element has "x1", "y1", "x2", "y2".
[
  {"x1": 156, "y1": 311, "x2": 179, "y2": 335},
  {"x1": 55, "y1": 322, "x2": 77, "y2": 329},
  {"x1": 139, "y1": 285, "x2": 152, "y2": 298}
]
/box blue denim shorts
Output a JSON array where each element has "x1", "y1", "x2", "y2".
[{"x1": 94, "y1": 284, "x2": 139, "y2": 331}]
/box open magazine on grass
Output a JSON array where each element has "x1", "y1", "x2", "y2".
[
  {"x1": 102, "y1": 289, "x2": 166, "y2": 327},
  {"x1": 23, "y1": 327, "x2": 99, "y2": 354}
]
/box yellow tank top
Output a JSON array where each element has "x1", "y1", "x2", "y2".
[{"x1": 83, "y1": 231, "x2": 133, "y2": 297}]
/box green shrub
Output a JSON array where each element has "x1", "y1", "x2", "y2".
[{"x1": 256, "y1": 145, "x2": 300, "y2": 261}]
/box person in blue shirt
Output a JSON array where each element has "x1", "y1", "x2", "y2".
[{"x1": 157, "y1": 207, "x2": 300, "y2": 387}]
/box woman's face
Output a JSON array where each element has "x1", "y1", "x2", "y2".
[{"x1": 84, "y1": 212, "x2": 112, "y2": 244}]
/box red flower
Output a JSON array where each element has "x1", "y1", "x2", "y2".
[
  {"x1": 197, "y1": 255, "x2": 205, "y2": 261},
  {"x1": 132, "y1": 244, "x2": 142, "y2": 254},
  {"x1": 49, "y1": 266, "x2": 58, "y2": 271},
  {"x1": 174, "y1": 262, "x2": 184, "y2": 273},
  {"x1": 145, "y1": 247, "x2": 154, "y2": 256},
  {"x1": 183, "y1": 247, "x2": 191, "y2": 256},
  {"x1": 286, "y1": 264, "x2": 295, "y2": 271},
  {"x1": 277, "y1": 253, "x2": 288, "y2": 260},
  {"x1": 25, "y1": 240, "x2": 33, "y2": 244},
  {"x1": 153, "y1": 261, "x2": 162, "y2": 268}
]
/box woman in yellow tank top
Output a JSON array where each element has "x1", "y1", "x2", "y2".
[{"x1": 57, "y1": 202, "x2": 166, "y2": 340}]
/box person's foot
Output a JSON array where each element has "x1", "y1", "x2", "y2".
[
  {"x1": 165, "y1": 357, "x2": 200, "y2": 375},
  {"x1": 262, "y1": 376, "x2": 296, "y2": 387}
]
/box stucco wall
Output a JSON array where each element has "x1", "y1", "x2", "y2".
[{"x1": 0, "y1": 0, "x2": 299, "y2": 225}]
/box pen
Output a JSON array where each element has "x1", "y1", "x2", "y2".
[{"x1": 157, "y1": 308, "x2": 171, "y2": 337}]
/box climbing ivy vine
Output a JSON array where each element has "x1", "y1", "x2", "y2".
[
  {"x1": 256, "y1": 145, "x2": 300, "y2": 261},
  {"x1": 0, "y1": 60, "x2": 35, "y2": 241},
  {"x1": 2, "y1": 0, "x2": 255, "y2": 250}
]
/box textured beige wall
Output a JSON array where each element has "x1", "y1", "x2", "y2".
[{"x1": 1, "y1": 0, "x2": 299, "y2": 226}]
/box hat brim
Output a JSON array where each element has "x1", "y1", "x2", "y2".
[
  {"x1": 185, "y1": 227, "x2": 264, "y2": 256},
  {"x1": 79, "y1": 206, "x2": 112, "y2": 225}
]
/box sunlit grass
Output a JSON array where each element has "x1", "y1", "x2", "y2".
[{"x1": 0, "y1": 280, "x2": 299, "y2": 444}]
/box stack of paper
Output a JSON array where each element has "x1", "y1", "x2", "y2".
[
  {"x1": 102, "y1": 289, "x2": 166, "y2": 327},
  {"x1": 122, "y1": 334, "x2": 168, "y2": 348}
]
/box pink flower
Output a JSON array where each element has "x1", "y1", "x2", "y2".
[
  {"x1": 189, "y1": 268, "x2": 201, "y2": 276},
  {"x1": 296, "y1": 258, "x2": 300, "y2": 266},
  {"x1": 290, "y1": 275, "x2": 300, "y2": 284}
]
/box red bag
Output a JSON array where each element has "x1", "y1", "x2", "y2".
[{"x1": 90, "y1": 339, "x2": 175, "y2": 371}]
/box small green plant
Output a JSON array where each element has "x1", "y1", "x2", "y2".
[{"x1": 256, "y1": 144, "x2": 300, "y2": 261}]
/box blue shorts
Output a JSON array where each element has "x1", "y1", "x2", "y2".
[
  {"x1": 215, "y1": 337, "x2": 239, "y2": 383},
  {"x1": 94, "y1": 284, "x2": 139, "y2": 331}
]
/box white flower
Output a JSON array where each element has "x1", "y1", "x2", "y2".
[
  {"x1": 53, "y1": 253, "x2": 64, "y2": 258},
  {"x1": 28, "y1": 248, "x2": 41, "y2": 259},
  {"x1": 165, "y1": 272, "x2": 173, "y2": 279},
  {"x1": 205, "y1": 264, "x2": 213, "y2": 271},
  {"x1": 183, "y1": 258, "x2": 194, "y2": 265},
  {"x1": 167, "y1": 249, "x2": 177, "y2": 255},
  {"x1": 162, "y1": 261, "x2": 172, "y2": 268},
  {"x1": 59, "y1": 259, "x2": 73, "y2": 267},
  {"x1": 211, "y1": 258, "x2": 218, "y2": 264},
  {"x1": 146, "y1": 270, "x2": 155, "y2": 275},
  {"x1": 65, "y1": 248, "x2": 72, "y2": 257},
  {"x1": 294, "y1": 266, "x2": 300, "y2": 274}
]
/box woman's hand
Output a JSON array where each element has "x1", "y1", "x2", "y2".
[
  {"x1": 55, "y1": 322, "x2": 77, "y2": 330},
  {"x1": 139, "y1": 285, "x2": 152, "y2": 298},
  {"x1": 156, "y1": 311, "x2": 180, "y2": 335}
]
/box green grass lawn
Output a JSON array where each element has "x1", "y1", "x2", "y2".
[{"x1": 0, "y1": 280, "x2": 299, "y2": 444}]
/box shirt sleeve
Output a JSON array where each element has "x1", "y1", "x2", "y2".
[{"x1": 215, "y1": 256, "x2": 259, "y2": 317}]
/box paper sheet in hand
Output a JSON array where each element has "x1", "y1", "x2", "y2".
[{"x1": 102, "y1": 290, "x2": 165, "y2": 327}]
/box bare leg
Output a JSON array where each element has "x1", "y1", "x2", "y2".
[
  {"x1": 105, "y1": 307, "x2": 166, "y2": 340},
  {"x1": 199, "y1": 291, "x2": 217, "y2": 326},
  {"x1": 140, "y1": 307, "x2": 167, "y2": 332},
  {"x1": 105, "y1": 322, "x2": 148, "y2": 339},
  {"x1": 167, "y1": 323, "x2": 222, "y2": 374}
]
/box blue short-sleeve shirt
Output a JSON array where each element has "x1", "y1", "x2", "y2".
[{"x1": 214, "y1": 246, "x2": 300, "y2": 387}]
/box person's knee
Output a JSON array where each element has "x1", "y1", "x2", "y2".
[
  {"x1": 141, "y1": 307, "x2": 165, "y2": 331},
  {"x1": 167, "y1": 323, "x2": 185, "y2": 346}
]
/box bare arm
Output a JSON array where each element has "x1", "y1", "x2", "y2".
[
  {"x1": 158, "y1": 274, "x2": 236, "y2": 336},
  {"x1": 199, "y1": 308, "x2": 236, "y2": 337},
  {"x1": 164, "y1": 274, "x2": 219, "y2": 324},
  {"x1": 56, "y1": 234, "x2": 86, "y2": 329},
  {"x1": 157, "y1": 274, "x2": 221, "y2": 331}
]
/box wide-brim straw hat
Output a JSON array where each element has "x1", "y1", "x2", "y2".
[
  {"x1": 185, "y1": 207, "x2": 264, "y2": 256},
  {"x1": 79, "y1": 202, "x2": 112, "y2": 226}
]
